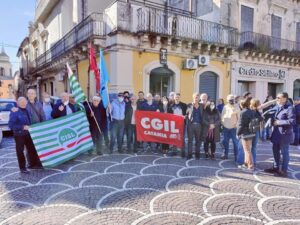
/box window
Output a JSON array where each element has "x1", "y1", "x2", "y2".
[
  {"x1": 44, "y1": 83, "x2": 47, "y2": 92},
  {"x1": 192, "y1": 0, "x2": 213, "y2": 17},
  {"x1": 296, "y1": 22, "x2": 300, "y2": 50},
  {"x1": 241, "y1": 5, "x2": 254, "y2": 32},
  {"x1": 169, "y1": 0, "x2": 189, "y2": 11},
  {"x1": 50, "y1": 82, "x2": 54, "y2": 96},
  {"x1": 0, "y1": 67, "x2": 4, "y2": 76},
  {"x1": 271, "y1": 15, "x2": 282, "y2": 49}
]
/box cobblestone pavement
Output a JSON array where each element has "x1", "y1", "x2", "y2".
[{"x1": 0, "y1": 136, "x2": 300, "y2": 225}]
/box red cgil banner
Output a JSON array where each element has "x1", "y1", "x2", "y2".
[{"x1": 135, "y1": 111, "x2": 185, "y2": 148}]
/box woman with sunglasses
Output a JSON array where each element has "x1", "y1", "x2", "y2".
[{"x1": 264, "y1": 92, "x2": 295, "y2": 177}]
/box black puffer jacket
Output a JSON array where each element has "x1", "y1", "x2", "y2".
[{"x1": 237, "y1": 108, "x2": 255, "y2": 136}]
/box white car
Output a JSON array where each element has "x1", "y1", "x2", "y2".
[{"x1": 0, "y1": 99, "x2": 17, "y2": 132}]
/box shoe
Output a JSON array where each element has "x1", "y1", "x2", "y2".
[
  {"x1": 195, "y1": 153, "x2": 200, "y2": 160},
  {"x1": 205, "y1": 153, "x2": 209, "y2": 159},
  {"x1": 276, "y1": 170, "x2": 288, "y2": 177},
  {"x1": 118, "y1": 149, "x2": 124, "y2": 154},
  {"x1": 28, "y1": 165, "x2": 43, "y2": 170},
  {"x1": 96, "y1": 151, "x2": 103, "y2": 156},
  {"x1": 264, "y1": 167, "x2": 279, "y2": 174},
  {"x1": 186, "y1": 155, "x2": 192, "y2": 160},
  {"x1": 20, "y1": 169, "x2": 29, "y2": 174},
  {"x1": 210, "y1": 154, "x2": 215, "y2": 160},
  {"x1": 221, "y1": 155, "x2": 228, "y2": 160}
]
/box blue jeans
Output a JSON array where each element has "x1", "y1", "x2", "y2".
[
  {"x1": 251, "y1": 131, "x2": 260, "y2": 165},
  {"x1": 222, "y1": 127, "x2": 238, "y2": 161},
  {"x1": 126, "y1": 124, "x2": 137, "y2": 152},
  {"x1": 236, "y1": 130, "x2": 259, "y2": 165},
  {"x1": 272, "y1": 143, "x2": 290, "y2": 172},
  {"x1": 236, "y1": 140, "x2": 244, "y2": 165},
  {"x1": 293, "y1": 124, "x2": 300, "y2": 145},
  {"x1": 110, "y1": 120, "x2": 125, "y2": 152}
]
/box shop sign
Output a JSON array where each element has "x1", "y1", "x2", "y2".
[
  {"x1": 160, "y1": 48, "x2": 167, "y2": 65},
  {"x1": 239, "y1": 67, "x2": 286, "y2": 80}
]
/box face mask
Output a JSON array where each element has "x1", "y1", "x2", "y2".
[
  {"x1": 163, "y1": 101, "x2": 168, "y2": 105},
  {"x1": 229, "y1": 99, "x2": 234, "y2": 105},
  {"x1": 210, "y1": 105, "x2": 215, "y2": 110},
  {"x1": 118, "y1": 97, "x2": 124, "y2": 102},
  {"x1": 64, "y1": 101, "x2": 69, "y2": 106},
  {"x1": 44, "y1": 97, "x2": 50, "y2": 103}
]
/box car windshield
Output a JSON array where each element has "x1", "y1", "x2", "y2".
[{"x1": 0, "y1": 102, "x2": 17, "y2": 112}]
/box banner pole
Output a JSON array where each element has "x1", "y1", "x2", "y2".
[{"x1": 85, "y1": 100, "x2": 102, "y2": 134}]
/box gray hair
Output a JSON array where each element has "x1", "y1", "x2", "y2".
[{"x1": 92, "y1": 96, "x2": 101, "y2": 101}]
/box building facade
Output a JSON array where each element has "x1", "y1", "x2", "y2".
[
  {"x1": 228, "y1": 0, "x2": 300, "y2": 101},
  {"x1": 18, "y1": 0, "x2": 300, "y2": 103},
  {"x1": 0, "y1": 47, "x2": 14, "y2": 99}
]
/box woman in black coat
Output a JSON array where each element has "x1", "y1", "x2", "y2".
[
  {"x1": 237, "y1": 98, "x2": 255, "y2": 170},
  {"x1": 202, "y1": 101, "x2": 221, "y2": 159}
]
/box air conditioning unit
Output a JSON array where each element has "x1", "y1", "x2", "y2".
[
  {"x1": 183, "y1": 59, "x2": 198, "y2": 70},
  {"x1": 198, "y1": 55, "x2": 210, "y2": 66},
  {"x1": 57, "y1": 73, "x2": 64, "y2": 81}
]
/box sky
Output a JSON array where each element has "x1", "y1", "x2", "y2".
[{"x1": 0, "y1": 0, "x2": 35, "y2": 75}]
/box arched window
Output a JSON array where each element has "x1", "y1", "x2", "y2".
[{"x1": 294, "y1": 79, "x2": 300, "y2": 99}]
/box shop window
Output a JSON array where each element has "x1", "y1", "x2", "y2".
[{"x1": 199, "y1": 71, "x2": 218, "y2": 101}]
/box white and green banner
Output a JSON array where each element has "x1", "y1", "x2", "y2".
[{"x1": 29, "y1": 111, "x2": 93, "y2": 168}]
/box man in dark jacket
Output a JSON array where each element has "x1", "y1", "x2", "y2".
[
  {"x1": 265, "y1": 92, "x2": 295, "y2": 177},
  {"x1": 85, "y1": 96, "x2": 107, "y2": 155},
  {"x1": 186, "y1": 92, "x2": 204, "y2": 160},
  {"x1": 293, "y1": 97, "x2": 300, "y2": 145},
  {"x1": 8, "y1": 97, "x2": 41, "y2": 173},
  {"x1": 51, "y1": 92, "x2": 77, "y2": 118},
  {"x1": 140, "y1": 93, "x2": 160, "y2": 152},
  {"x1": 169, "y1": 93, "x2": 187, "y2": 157},
  {"x1": 125, "y1": 95, "x2": 138, "y2": 153}
]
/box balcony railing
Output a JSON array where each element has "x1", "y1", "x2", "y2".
[
  {"x1": 35, "y1": 13, "x2": 105, "y2": 69},
  {"x1": 136, "y1": 6, "x2": 239, "y2": 47},
  {"x1": 240, "y1": 31, "x2": 300, "y2": 52}
]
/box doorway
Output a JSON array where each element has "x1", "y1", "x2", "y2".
[{"x1": 150, "y1": 67, "x2": 174, "y2": 97}]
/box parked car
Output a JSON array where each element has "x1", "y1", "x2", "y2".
[{"x1": 0, "y1": 99, "x2": 17, "y2": 132}]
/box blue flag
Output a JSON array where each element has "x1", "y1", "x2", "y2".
[{"x1": 99, "y1": 49, "x2": 110, "y2": 108}]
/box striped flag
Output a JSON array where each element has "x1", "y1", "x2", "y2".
[
  {"x1": 29, "y1": 111, "x2": 93, "y2": 168},
  {"x1": 67, "y1": 63, "x2": 86, "y2": 103}
]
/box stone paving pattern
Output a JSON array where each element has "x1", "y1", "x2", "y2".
[{"x1": 0, "y1": 137, "x2": 300, "y2": 225}]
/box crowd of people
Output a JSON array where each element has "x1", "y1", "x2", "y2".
[{"x1": 8, "y1": 88, "x2": 299, "y2": 177}]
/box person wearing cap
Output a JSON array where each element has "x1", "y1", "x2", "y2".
[
  {"x1": 51, "y1": 92, "x2": 78, "y2": 118},
  {"x1": 109, "y1": 92, "x2": 126, "y2": 153},
  {"x1": 221, "y1": 94, "x2": 240, "y2": 160},
  {"x1": 85, "y1": 95, "x2": 107, "y2": 155}
]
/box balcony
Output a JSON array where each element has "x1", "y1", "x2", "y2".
[
  {"x1": 35, "y1": 13, "x2": 105, "y2": 70},
  {"x1": 135, "y1": 5, "x2": 239, "y2": 48},
  {"x1": 240, "y1": 31, "x2": 300, "y2": 55},
  {"x1": 35, "y1": 0, "x2": 60, "y2": 22}
]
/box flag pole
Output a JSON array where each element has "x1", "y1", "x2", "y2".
[{"x1": 85, "y1": 100, "x2": 102, "y2": 134}]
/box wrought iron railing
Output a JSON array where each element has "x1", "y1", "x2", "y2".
[
  {"x1": 240, "y1": 31, "x2": 300, "y2": 52},
  {"x1": 35, "y1": 13, "x2": 105, "y2": 69},
  {"x1": 136, "y1": 6, "x2": 239, "y2": 47}
]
